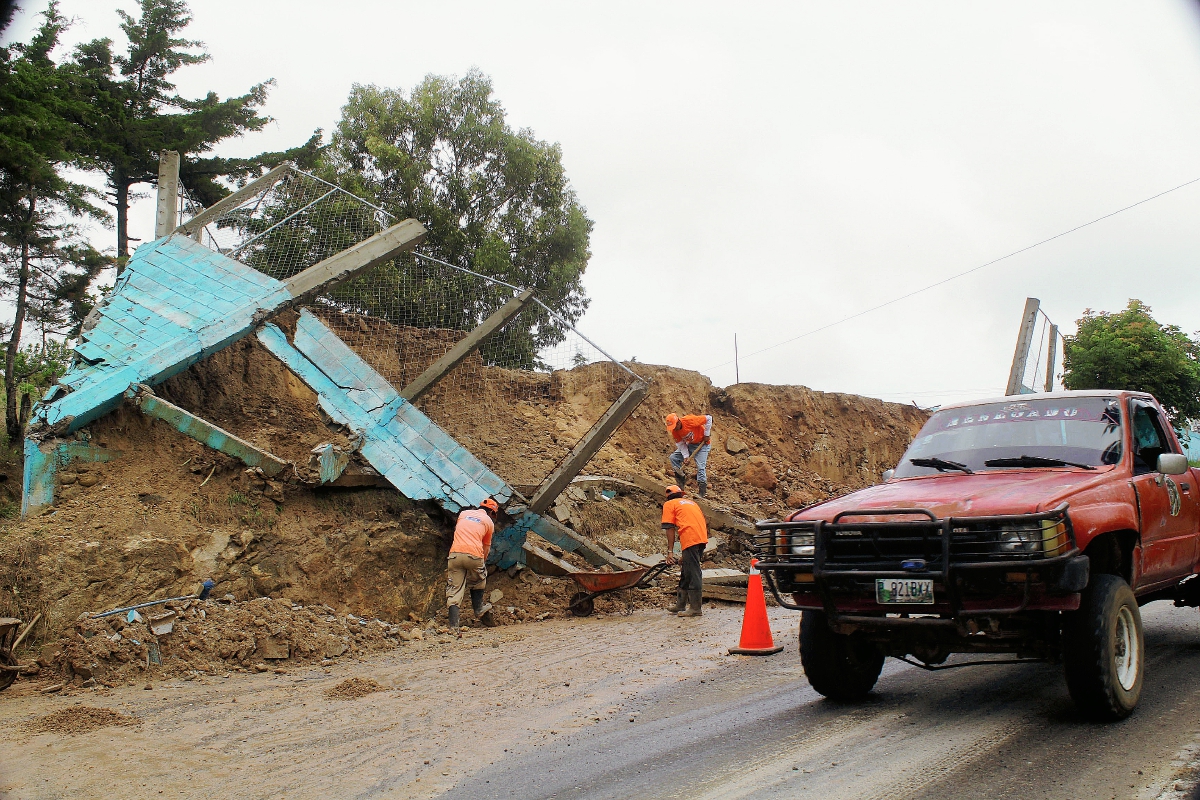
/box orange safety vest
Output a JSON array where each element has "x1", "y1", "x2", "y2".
[
  {"x1": 672, "y1": 415, "x2": 710, "y2": 445},
  {"x1": 662, "y1": 497, "x2": 708, "y2": 550}
]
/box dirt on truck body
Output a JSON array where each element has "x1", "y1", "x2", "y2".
[{"x1": 755, "y1": 389, "x2": 1200, "y2": 720}]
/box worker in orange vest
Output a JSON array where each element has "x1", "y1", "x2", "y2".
[
  {"x1": 665, "y1": 413, "x2": 712, "y2": 497},
  {"x1": 662, "y1": 484, "x2": 709, "y2": 617},
  {"x1": 446, "y1": 498, "x2": 500, "y2": 630}
]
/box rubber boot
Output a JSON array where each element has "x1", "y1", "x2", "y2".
[
  {"x1": 673, "y1": 467, "x2": 687, "y2": 488},
  {"x1": 448, "y1": 605, "x2": 460, "y2": 628},
  {"x1": 667, "y1": 590, "x2": 687, "y2": 613},
  {"x1": 471, "y1": 588, "x2": 493, "y2": 618},
  {"x1": 678, "y1": 590, "x2": 703, "y2": 617},
  {"x1": 698, "y1": 481, "x2": 707, "y2": 498}
]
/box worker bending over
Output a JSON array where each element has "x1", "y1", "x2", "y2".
[
  {"x1": 662, "y1": 484, "x2": 709, "y2": 617},
  {"x1": 665, "y1": 413, "x2": 712, "y2": 497},
  {"x1": 446, "y1": 498, "x2": 500, "y2": 629}
]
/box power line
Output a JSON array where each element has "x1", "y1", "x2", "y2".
[{"x1": 703, "y1": 175, "x2": 1200, "y2": 372}]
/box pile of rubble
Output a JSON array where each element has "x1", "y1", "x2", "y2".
[{"x1": 38, "y1": 596, "x2": 438, "y2": 685}]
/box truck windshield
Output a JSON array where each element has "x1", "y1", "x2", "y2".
[{"x1": 894, "y1": 397, "x2": 1122, "y2": 478}]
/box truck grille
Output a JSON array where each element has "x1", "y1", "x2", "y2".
[{"x1": 753, "y1": 508, "x2": 1073, "y2": 571}]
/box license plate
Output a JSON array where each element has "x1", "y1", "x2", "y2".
[{"x1": 876, "y1": 578, "x2": 934, "y2": 604}]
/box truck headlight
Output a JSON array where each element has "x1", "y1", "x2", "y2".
[
  {"x1": 997, "y1": 525, "x2": 1041, "y2": 554},
  {"x1": 790, "y1": 532, "x2": 815, "y2": 557}
]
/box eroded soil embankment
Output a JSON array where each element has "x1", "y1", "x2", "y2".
[{"x1": 0, "y1": 324, "x2": 925, "y2": 686}]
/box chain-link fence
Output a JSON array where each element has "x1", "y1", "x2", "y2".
[{"x1": 185, "y1": 166, "x2": 641, "y2": 489}]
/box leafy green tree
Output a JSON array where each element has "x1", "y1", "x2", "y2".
[
  {"x1": 0, "y1": 2, "x2": 110, "y2": 442},
  {"x1": 321, "y1": 70, "x2": 593, "y2": 367},
  {"x1": 1063, "y1": 299, "x2": 1200, "y2": 423},
  {"x1": 69, "y1": 0, "x2": 279, "y2": 267}
]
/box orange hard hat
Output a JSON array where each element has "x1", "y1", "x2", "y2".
[
  {"x1": 481, "y1": 498, "x2": 499, "y2": 513},
  {"x1": 664, "y1": 413, "x2": 679, "y2": 431},
  {"x1": 664, "y1": 484, "x2": 683, "y2": 497}
]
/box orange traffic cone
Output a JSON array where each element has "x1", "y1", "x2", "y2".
[{"x1": 728, "y1": 559, "x2": 784, "y2": 656}]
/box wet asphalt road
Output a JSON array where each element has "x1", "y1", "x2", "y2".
[{"x1": 447, "y1": 602, "x2": 1200, "y2": 800}]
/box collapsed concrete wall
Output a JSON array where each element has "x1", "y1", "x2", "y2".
[{"x1": 0, "y1": 329, "x2": 925, "y2": 647}]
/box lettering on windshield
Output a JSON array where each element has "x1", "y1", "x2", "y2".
[{"x1": 937, "y1": 406, "x2": 1089, "y2": 432}]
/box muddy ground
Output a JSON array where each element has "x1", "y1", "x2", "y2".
[{"x1": 0, "y1": 604, "x2": 775, "y2": 799}]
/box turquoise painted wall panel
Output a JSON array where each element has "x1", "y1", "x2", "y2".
[{"x1": 32, "y1": 235, "x2": 292, "y2": 433}]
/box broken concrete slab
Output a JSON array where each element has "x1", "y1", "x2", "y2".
[
  {"x1": 702, "y1": 568, "x2": 748, "y2": 586},
  {"x1": 626, "y1": 474, "x2": 756, "y2": 536},
  {"x1": 522, "y1": 543, "x2": 581, "y2": 577},
  {"x1": 257, "y1": 637, "x2": 290, "y2": 660}
]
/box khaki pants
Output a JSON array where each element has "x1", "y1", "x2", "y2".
[{"x1": 446, "y1": 552, "x2": 486, "y2": 608}]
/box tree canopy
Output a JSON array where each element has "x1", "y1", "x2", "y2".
[
  {"x1": 70, "y1": 0, "x2": 283, "y2": 266},
  {"x1": 1062, "y1": 299, "x2": 1200, "y2": 424},
  {"x1": 0, "y1": 2, "x2": 109, "y2": 440},
  {"x1": 320, "y1": 70, "x2": 593, "y2": 366}
]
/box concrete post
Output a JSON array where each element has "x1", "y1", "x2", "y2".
[
  {"x1": 401, "y1": 289, "x2": 535, "y2": 402},
  {"x1": 1044, "y1": 325, "x2": 1059, "y2": 392},
  {"x1": 1005, "y1": 298, "x2": 1041, "y2": 396},
  {"x1": 154, "y1": 150, "x2": 181, "y2": 239}
]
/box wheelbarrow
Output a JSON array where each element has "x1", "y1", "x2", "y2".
[
  {"x1": 567, "y1": 562, "x2": 671, "y2": 617},
  {"x1": 0, "y1": 617, "x2": 22, "y2": 692}
]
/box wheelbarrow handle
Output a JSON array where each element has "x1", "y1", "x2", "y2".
[{"x1": 634, "y1": 561, "x2": 672, "y2": 588}]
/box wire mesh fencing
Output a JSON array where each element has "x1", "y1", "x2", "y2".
[{"x1": 184, "y1": 165, "x2": 641, "y2": 490}]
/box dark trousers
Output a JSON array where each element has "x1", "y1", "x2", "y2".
[{"x1": 679, "y1": 544, "x2": 704, "y2": 592}]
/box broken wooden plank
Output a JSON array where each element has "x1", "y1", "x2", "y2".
[
  {"x1": 174, "y1": 163, "x2": 291, "y2": 237},
  {"x1": 702, "y1": 584, "x2": 749, "y2": 603},
  {"x1": 401, "y1": 289, "x2": 534, "y2": 402},
  {"x1": 283, "y1": 219, "x2": 426, "y2": 302},
  {"x1": 528, "y1": 379, "x2": 649, "y2": 515},
  {"x1": 129, "y1": 386, "x2": 289, "y2": 476}
]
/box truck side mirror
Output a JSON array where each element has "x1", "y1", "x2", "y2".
[
  {"x1": 1157, "y1": 453, "x2": 1189, "y2": 475},
  {"x1": 882, "y1": 469, "x2": 895, "y2": 482}
]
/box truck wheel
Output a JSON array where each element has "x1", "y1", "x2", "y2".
[
  {"x1": 800, "y1": 610, "x2": 884, "y2": 701},
  {"x1": 1062, "y1": 573, "x2": 1143, "y2": 721}
]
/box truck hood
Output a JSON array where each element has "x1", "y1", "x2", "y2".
[{"x1": 795, "y1": 468, "x2": 1115, "y2": 521}]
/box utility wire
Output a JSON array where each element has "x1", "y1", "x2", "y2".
[{"x1": 704, "y1": 176, "x2": 1200, "y2": 372}]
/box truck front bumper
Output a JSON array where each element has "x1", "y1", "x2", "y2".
[{"x1": 753, "y1": 505, "x2": 1087, "y2": 632}]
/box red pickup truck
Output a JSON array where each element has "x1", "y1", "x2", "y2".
[{"x1": 754, "y1": 390, "x2": 1200, "y2": 720}]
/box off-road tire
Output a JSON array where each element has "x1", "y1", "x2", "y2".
[
  {"x1": 800, "y1": 610, "x2": 884, "y2": 701},
  {"x1": 1062, "y1": 573, "x2": 1143, "y2": 721}
]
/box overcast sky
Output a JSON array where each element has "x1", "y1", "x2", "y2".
[{"x1": 7, "y1": 0, "x2": 1200, "y2": 407}]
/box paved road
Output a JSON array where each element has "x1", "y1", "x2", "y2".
[{"x1": 450, "y1": 602, "x2": 1200, "y2": 800}]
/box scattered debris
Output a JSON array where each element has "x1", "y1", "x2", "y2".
[
  {"x1": 23, "y1": 707, "x2": 137, "y2": 735},
  {"x1": 324, "y1": 677, "x2": 384, "y2": 700}
]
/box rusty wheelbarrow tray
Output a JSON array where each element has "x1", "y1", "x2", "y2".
[{"x1": 567, "y1": 562, "x2": 671, "y2": 617}]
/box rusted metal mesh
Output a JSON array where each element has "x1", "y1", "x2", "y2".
[{"x1": 187, "y1": 167, "x2": 639, "y2": 488}]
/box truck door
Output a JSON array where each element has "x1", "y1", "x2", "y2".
[{"x1": 1130, "y1": 400, "x2": 1199, "y2": 585}]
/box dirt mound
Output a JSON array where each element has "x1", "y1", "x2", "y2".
[
  {"x1": 0, "y1": 310, "x2": 925, "y2": 675},
  {"x1": 324, "y1": 676, "x2": 384, "y2": 699},
  {"x1": 23, "y1": 706, "x2": 137, "y2": 735}
]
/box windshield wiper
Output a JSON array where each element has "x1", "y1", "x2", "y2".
[
  {"x1": 983, "y1": 455, "x2": 1096, "y2": 471},
  {"x1": 909, "y1": 457, "x2": 973, "y2": 474}
]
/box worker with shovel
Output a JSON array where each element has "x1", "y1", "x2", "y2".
[
  {"x1": 662, "y1": 484, "x2": 708, "y2": 617},
  {"x1": 665, "y1": 413, "x2": 712, "y2": 497},
  {"x1": 446, "y1": 498, "x2": 500, "y2": 630}
]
